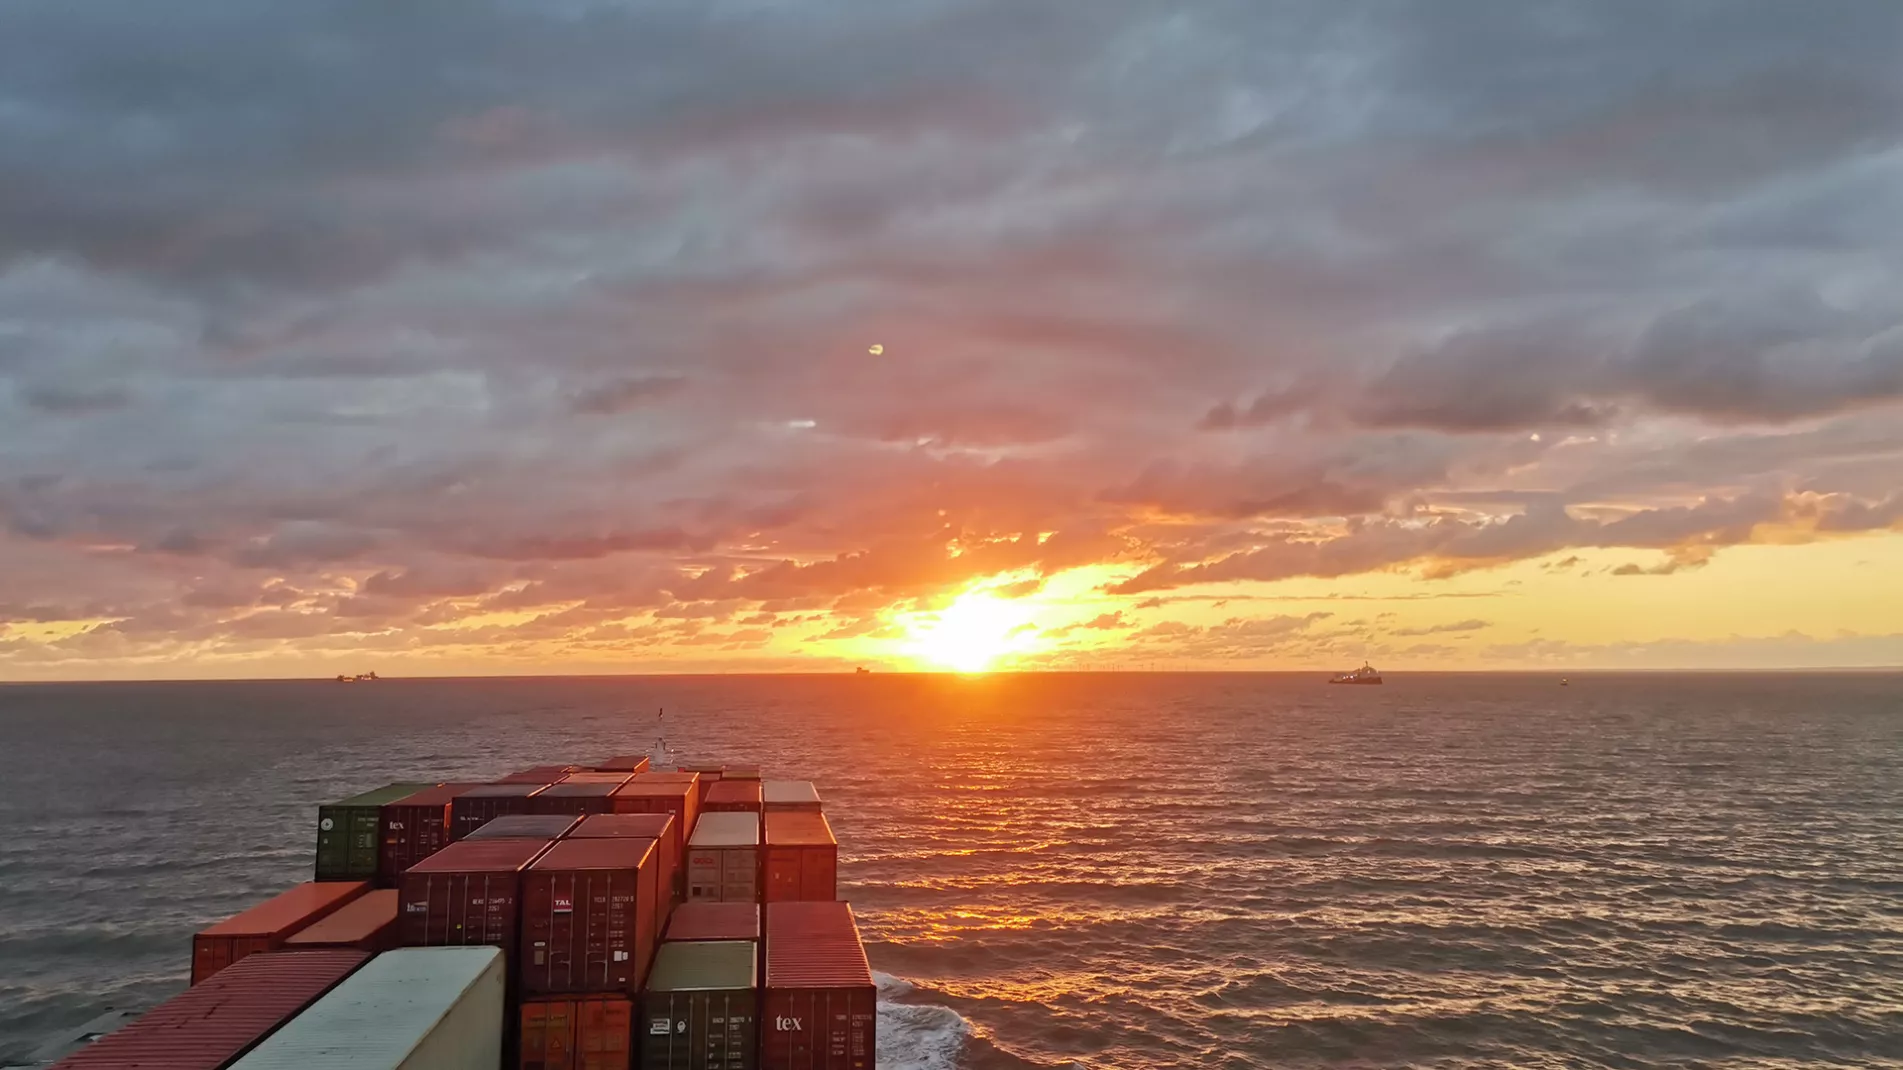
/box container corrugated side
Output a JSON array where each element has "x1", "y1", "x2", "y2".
[
  {"x1": 569, "y1": 815, "x2": 677, "y2": 940},
  {"x1": 763, "y1": 813, "x2": 839, "y2": 903},
  {"x1": 193, "y1": 882, "x2": 370, "y2": 984},
  {"x1": 228, "y1": 947, "x2": 504, "y2": 1070},
  {"x1": 316, "y1": 783, "x2": 436, "y2": 883},
  {"x1": 399, "y1": 838, "x2": 550, "y2": 955},
  {"x1": 686, "y1": 813, "x2": 760, "y2": 904},
  {"x1": 449, "y1": 784, "x2": 550, "y2": 841},
  {"x1": 640, "y1": 941, "x2": 758, "y2": 1070},
  {"x1": 50, "y1": 950, "x2": 369, "y2": 1070},
  {"x1": 380, "y1": 784, "x2": 479, "y2": 880},
  {"x1": 521, "y1": 839, "x2": 661, "y2": 997},
  {"x1": 762, "y1": 903, "x2": 874, "y2": 1070}
]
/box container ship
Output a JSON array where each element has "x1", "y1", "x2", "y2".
[{"x1": 33, "y1": 758, "x2": 874, "y2": 1070}]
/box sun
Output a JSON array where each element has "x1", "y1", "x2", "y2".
[{"x1": 901, "y1": 591, "x2": 1040, "y2": 673}]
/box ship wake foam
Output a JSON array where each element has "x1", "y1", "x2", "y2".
[{"x1": 876, "y1": 971, "x2": 970, "y2": 1070}]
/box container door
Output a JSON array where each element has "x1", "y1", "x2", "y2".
[
  {"x1": 577, "y1": 997, "x2": 632, "y2": 1070},
  {"x1": 521, "y1": 1000, "x2": 577, "y2": 1070}
]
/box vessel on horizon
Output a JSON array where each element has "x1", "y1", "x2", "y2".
[
  {"x1": 1329, "y1": 663, "x2": 1383, "y2": 685},
  {"x1": 333, "y1": 671, "x2": 380, "y2": 683}
]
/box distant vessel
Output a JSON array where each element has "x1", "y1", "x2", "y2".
[
  {"x1": 1560, "y1": 677, "x2": 1570, "y2": 687},
  {"x1": 1329, "y1": 663, "x2": 1383, "y2": 685},
  {"x1": 855, "y1": 666, "x2": 871, "y2": 675},
  {"x1": 334, "y1": 671, "x2": 380, "y2": 683}
]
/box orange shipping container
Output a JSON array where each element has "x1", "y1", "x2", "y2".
[
  {"x1": 282, "y1": 888, "x2": 401, "y2": 952},
  {"x1": 520, "y1": 996, "x2": 633, "y2": 1070},
  {"x1": 702, "y1": 779, "x2": 762, "y2": 814},
  {"x1": 191, "y1": 881, "x2": 369, "y2": 984},
  {"x1": 763, "y1": 813, "x2": 838, "y2": 903},
  {"x1": 610, "y1": 774, "x2": 699, "y2": 893}
]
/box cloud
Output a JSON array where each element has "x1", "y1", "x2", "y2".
[
  {"x1": 3, "y1": 2, "x2": 1903, "y2": 674},
  {"x1": 1391, "y1": 619, "x2": 1490, "y2": 637}
]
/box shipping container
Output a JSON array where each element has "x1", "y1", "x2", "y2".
[
  {"x1": 611, "y1": 775, "x2": 699, "y2": 892},
  {"x1": 398, "y1": 838, "x2": 550, "y2": 957},
  {"x1": 316, "y1": 783, "x2": 435, "y2": 882},
  {"x1": 559, "y1": 771, "x2": 636, "y2": 785},
  {"x1": 640, "y1": 941, "x2": 758, "y2": 1070},
  {"x1": 51, "y1": 950, "x2": 368, "y2": 1070},
  {"x1": 193, "y1": 882, "x2": 370, "y2": 984},
  {"x1": 520, "y1": 838, "x2": 661, "y2": 997},
  {"x1": 595, "y1": 755, "x2": 653, "y2": 774},
  {"x1": 722, "y1": 764, "x2": 761, "y2": 781},
  {"x1": 702, "y1": 780, "x2": 762, "y2": 814},
  {"x1": 502, "y1": 765, "x2": 583, "y2": 784},
  {"x1": 450, "y1": 783, "x2": 550, "y2": 840},
  {"x1": 686, "y1": 813, "x2": 760, "y2": 904},
  {"x1": 283, "y1": 889, "x2": 401, "y2": 952},
  {"x1": 762, "y1": 813, "x2": 838, "y2": 903},
  {"x1": 530, "y1": 780, "x2": 628, "y2": 817},
  {"x1": 467, "y1": 814, "x2": 582, "y2": 841},
  {"x1": 380, "y1": 784, "x2": 480, "y2": 881},
  {"x1": 677, "y1": 764, "x2": 724, "y2": 807},
  {"x1": 520, "y1": 996, "x2": 633, "y2": 1070},
  {"x1": 762, "y1": 902, "x2": 875, "y2": 1070},
  {"x1": 228, "y1": 947, "x2": 504, "y2": 1070},
  {"x1": 663, "y1": 903, "x2": 760, "y2": 944},
  {"x1": 761, "y1": 781, "x2": 822, "y2": 813},
  {"x1": 570, "y1": 814, "x2": 678, "y2": 937}
]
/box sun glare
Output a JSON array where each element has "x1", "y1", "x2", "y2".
[{"x1": 902, "y1": 592, "x2": 1039, "y2": 672}]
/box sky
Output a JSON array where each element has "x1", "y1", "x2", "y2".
[{"x1": 2, "y1": 0, "x2": 1901, "y2": 679}]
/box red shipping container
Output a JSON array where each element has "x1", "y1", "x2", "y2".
[
  {"x1": 520, "y1": 839, "x2": 661, "y2": 997},
  {"x1": 282, "y1": 889, "x2": 400, "y2": 952},
  {"x1": 380, "y1": 783, "x2": 479, "y2": 880},
  {"x1": 664, "y1": 902, "x2": 760, "y2": 943},
  {"x1": 192, "y1": 881, "x2": 369, "y2": 984},
  {"x1": 594, "y1": 755, "x2": 653, "y2": 774},
  {"x1": 502, "y1": 765, "x2": 583, "y2": 784},
  {"x1": 51, "y1": 950, "x2": 368, "y2": 1070},
  {"x1": 569, "y1": 814, "x2": 677, "y2": 938},
  {"x1": 703, "y1": 779, "x2": 763, "y2": 814},
  {"x1": 678, "y1": 763, "x2": 724, "y2": 807},
  {"x1": 520, "y1": 996, "x2": 633, "y2": 1070},
  {"x1": 762, "y1": 902, "x2": 875, "y2": 1070},
  {"x1": 398, "y1": 837, "x2": 550, "y2": 956},
  {"x1": 611, "y1": 775, "x2": 698, "y2": 876},
  {"x1": 468, "y1": 814, "x2": 582, "y2": 840},
  {"x1": 450, "y1": 783, "x2": 550, "y2": 840},
  {"x1": 763, "y1": 813, "x2": 839, "y2": 903},
  {"x1": 559, "y1": 772, "x2": 636, "y2": 784},
  {"x1": 722, "y1": 764, "x2": 761, "y2": 781},
  {"x1": 529, "y1": 780, "x2": 627, "y2": 817}
]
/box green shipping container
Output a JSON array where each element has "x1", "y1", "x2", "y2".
[
  {"x1": 641, "y1": 940, "x2": 758, "y2": 1070},
  {"x1": 315, "y1": 783, "x2": 434, "y2": 882}
]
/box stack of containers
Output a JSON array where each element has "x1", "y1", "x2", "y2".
[
  {"x1": 315, "y1": 783, "x2": 434, "y2": 882},
  {"x1": 762, "y1": 902, "x2": 876, "y2": 1070},
  {"x1": 380, "y1": 784, "x2": 479, "y2": 881},
  {"x1": 594, "y1": 756, "x2": 653, "y2": 774},
  {"x1": 282, "y1": 889, "x2": 402, "y2": 953},
  {"x1": 516, "y1": 838, "x2": 664, "y2": 1070},
  {"x1": 227, "y1": 947, "x2": 505, "y2": 1070},
  {"x1": 570, "y1": 813, "x2": 679, "y2": 942},
  {"x1": 686, "y1": 813, "x2": 761, "y2": 904},
  {"x1": 50, "y1": 950, "x2": 369, "y2": 1070},
  {"x1": 677, "y1": 763, "x2": 725, "y2": 807},
  {"x1": 450, "y1": 784, "x2": 552, "y2": 840},
  {"x1": 193, "y1": 882, "x2": 369, "y2": 983},
  {"x1": 611, "y1": 773, "x2": 699, "y2": 898}
]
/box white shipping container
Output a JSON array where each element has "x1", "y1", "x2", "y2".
[
  {"x1": 688, "y1": 812, "x2": 760, "y2": 903},
  {"x1": 227, "y1": 947, "x2": 504, "y2": 1070}
]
